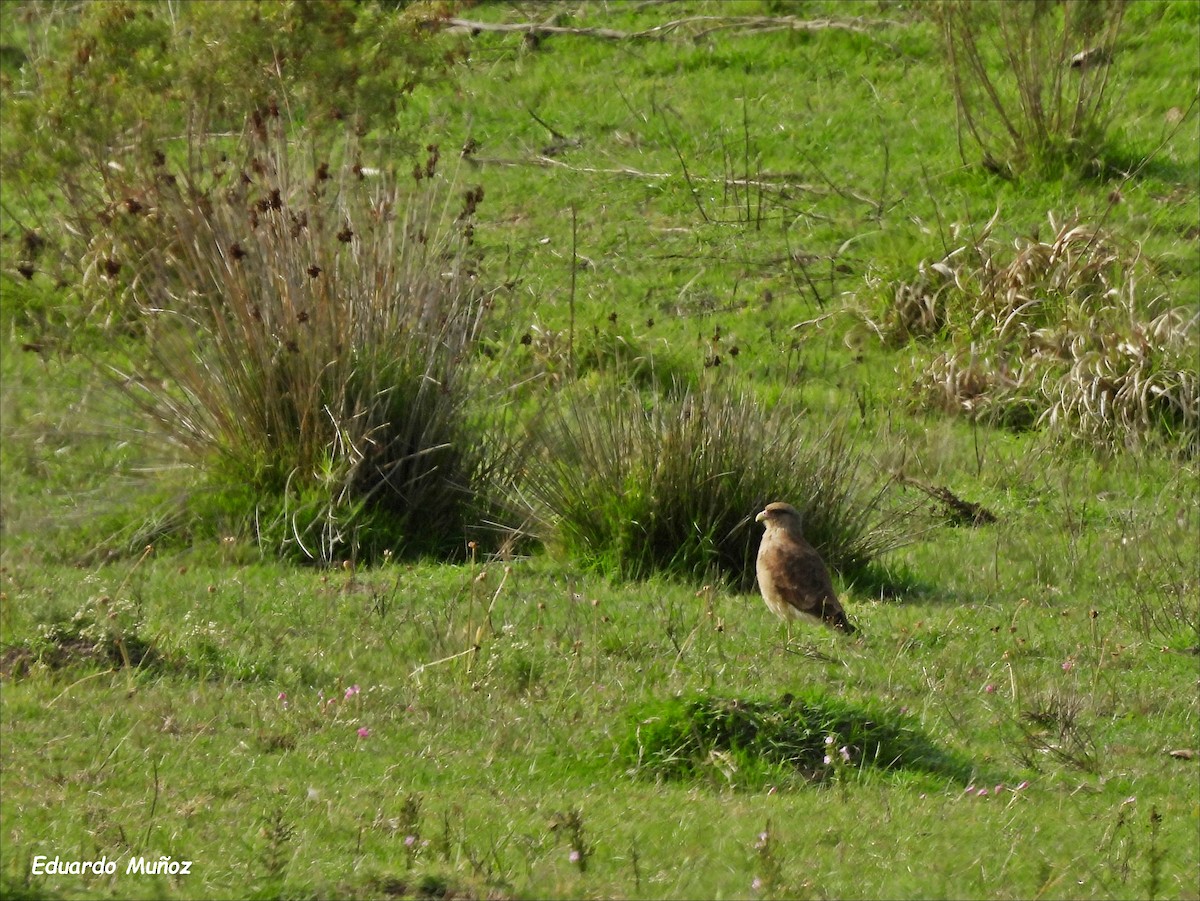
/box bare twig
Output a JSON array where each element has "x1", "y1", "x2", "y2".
[
  {"x1": 409, "y1": 647, "x2": 477, "y2": 681},
  {"x1": 527, "y1": 108, "x2": 571, "y2": 143},
  {"x1": 527, "y1": 108, "x2": 582, "y2": 155},
  {"x1": 798, "y1": 148, "x2": 884, "y2": 215},
  {"x1": 569, "y1": 204, "x2": 578, "y2": 376},
  {"x1": 654, "y1": 98, "x2": 710, "y2": 223},
  {"x1": 785, "y1": 230, "x2": 827, "y2": 309},
  {"x1": 141, "y1": 757, "x2": 161, "y2": 849}
]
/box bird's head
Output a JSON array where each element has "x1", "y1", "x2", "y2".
[{"x1": 756, "y1": 502, "x2": 803, "y2": 532}]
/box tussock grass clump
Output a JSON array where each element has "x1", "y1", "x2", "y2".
[
  {"x1": 519, "y1": 380, "x2": 916, "y2": 589},
  {"x1": 368, "y1": 873, "x2": 511, "y2": 901},
  {"x1": 86, "y1": 120, "x2": 509, "y2": 562},
  {"x1": 1014, "y1": 684, "x2": 1100, "y2": 773},
  {"x1": 1, "y1": 583, "x2": 277, "y2": 683},
  {"x1": 935, "y1": 0, "x2": 1127, "y2": 176},
  {"x1": 620, "y1": 692, "x2": 976, "y2": 789},
  {"x1": 0, "y1": 593, "x2": 161, "y2": 678},
  {"x1": 880, "y1": 213, "x2": 1198, "y2": 451}
]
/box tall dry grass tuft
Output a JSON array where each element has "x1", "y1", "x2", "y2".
[
  {"x1": 88, "y1": 116, "x2": 507, "y2": 562},
  {"x1": 517, "y1": 379, "x2": 918, "y2": 589},
  {"x1": 879, "y1": 212, "x2": 1198, "y2": 452},
  {"x1": 935, "y1": 0, "x2": 1127, "y2": 175}
]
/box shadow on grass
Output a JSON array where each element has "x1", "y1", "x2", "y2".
[
  {"x1": 844, "y1": 560, "x2": 931, "y2": 600},
  {"x1": 367, "y1": 873, "x2": 515, "y2": 901},
  {"x1": 842, "y1": 560, "x2": 973, "y2": 610},
  {"x1": 619, "y1": 691, "x2": 982, "y2": 790}
]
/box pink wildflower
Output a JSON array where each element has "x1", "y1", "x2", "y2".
[{"x1": 357, "y1": 726, "x2": 370, "y2": 739}]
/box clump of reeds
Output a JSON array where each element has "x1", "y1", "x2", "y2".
[{"x1": 89, "y1": 114, "x2": 509, "y2": 561}]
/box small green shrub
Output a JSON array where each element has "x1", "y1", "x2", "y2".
[
  {"x1": 935, "y1": 0, "x2": 1127, "y2": 176},
  {"x1": 519, "y1": 379, "x2": 917, "y2": 589},
  {"x1": 1, "y1": 0, "x2": 457, "y2": 179},
  {"x1": 619, "y1": 692, "x2": 977, "y2": 789}
]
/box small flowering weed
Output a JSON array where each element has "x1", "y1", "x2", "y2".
[
  {"x1": 548, "y1": 809, "x2": 591, "y2": 874},
  {"x1": 751, "y1": 820, "x2": 783, "y2": 897},
  {"x1": 265, "y1": 679, "x2": 375, "y2": 745},
  {"x1": 822, "y1": 733, "x2": 855, "y2": 797},
  {"x1": 399, "y1": 793, "x2": 423, "y2": 870}
]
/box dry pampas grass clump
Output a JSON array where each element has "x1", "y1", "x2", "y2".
[{"x1": 878, "y1": 212, "x2": 1197, "y2": 452}]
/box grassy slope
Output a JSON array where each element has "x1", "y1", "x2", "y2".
[{"x1": 2, "y1": 1, "x2": 1198, "y2": 899}]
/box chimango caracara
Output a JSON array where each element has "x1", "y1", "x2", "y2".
[{"x1": 754, "y1": 502, "x2": 856, "y2": 635}]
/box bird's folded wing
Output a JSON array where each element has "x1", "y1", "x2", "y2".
[{"x1": 763, "y1": 539, "x2": 838, "y2": 610}]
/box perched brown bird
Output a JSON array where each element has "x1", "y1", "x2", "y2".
[{"x1": 755, "y1": 502, "x2": 855, "y2": 635}]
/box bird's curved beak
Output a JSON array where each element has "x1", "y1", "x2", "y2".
[{"x1": 754, "y1": 511, "x2": 767, "y2": 524}]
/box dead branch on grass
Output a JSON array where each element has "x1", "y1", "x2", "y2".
[
  {"x1": 444, "y1": 15, "x2": 899, "y2": 43},
  {"x1": 469, "y1": 155, "x2": 673, "y2": 179},
  {"x1": 892, "y1": 473, "x2": 998, "y2": 526},
  {"x1": 469, "y1": 154, "x2": 874, "y2": 210}
]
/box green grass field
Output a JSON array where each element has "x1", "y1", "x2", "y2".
[{"x1": 1, "y1": 2, "x2": 1198, "y2": 899}]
